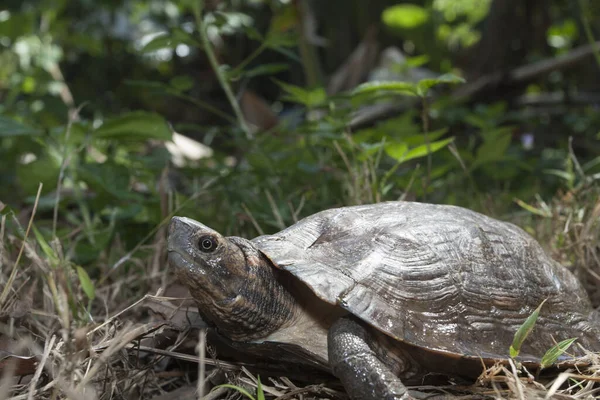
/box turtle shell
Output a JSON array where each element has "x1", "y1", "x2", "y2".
[{"x1": 253, "y1": 201, "x2": 600, "y2": 361}]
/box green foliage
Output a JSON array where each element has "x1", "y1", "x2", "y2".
[
  {"x1": 76, "y1": 265, "x2": 96, "y2": 301},
  {"x1": 353, "y1": 73, "x2": 465, "y2": 97},
  {"x1": 540, "y1": 338, "x2": 577, "y2": 369},
  {"x1": 510, "y1": 300, "x2": 547, "y2": 358},
  {"x1": 275, "y1": 80, "x2": 327, "y2": 107},
  {"x1": 508, "y1": 301, "x2": 578, "y2": 369},
  {"x1": 94, "y1": 112, "x2": 173, "y2": 141},
  {"x1": 385, "y1": 136, "x2": 454, "y2": 163},
  {"x1": 547, "y1": 19, "x2": 579, "y2": 50},
  {"x1": 433, "y1": 0, "x2": 492, "y2": 47},
  {"x1": 382, "y1": 4, "x2": 430, "y2": 29}
]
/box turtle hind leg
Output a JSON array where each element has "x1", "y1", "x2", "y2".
[{"x1": 328, "y1": 317, "x2": 415, "y2": 400}]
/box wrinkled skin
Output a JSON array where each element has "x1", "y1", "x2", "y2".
[
  {"x1": 167, "y1": 217, "x2": 297, "y2": 341},
  {"x1": 168, "y1": 202, "x2": 600, "y2": 400}
]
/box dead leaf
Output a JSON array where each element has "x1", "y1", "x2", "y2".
[
  {"x1": 0, "y1": 350, "x2": 38, "y2": 377},
  {"x1": 240, "y1": 90, "x2": 280, "y2": 133}
]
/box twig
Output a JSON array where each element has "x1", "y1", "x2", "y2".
[
  {"x1": 508, "y1": 359, "x2": 525, "y2": 400},
  {"x1": 166, "y1": 88, "x2": 237, "y2": 124},
  {"x1": 53, "y1": 103, "x2": 87, "y2": 237},
  {"x1": 27, "y1": 335, "x2": 56, "y2": 400},
  {"x1": 454, "y1": 40, "x2": 600, "y2": 100},
  {"x1": 0, "y1": 183, "x2": 43, "y2": 307},
  {"x1": 87, "y1": 292, "x2": 168, "y2": 336},
  {"x1": 0, "y1": 214, "x2": 6, "y2": 273},
  {"x1": 201, "y1": 387, "x2": 228, "y2": 400},
  {"x1": 233, "y1": 42, "x2": 268, "y2": 74},
  {"x1": 352, "y1": 40, "x2": 600, "y2": 129},
  {"x1": 241, "y1": 203, "x2": 264, "y2": 236},
  {"x1": 421, "y1": 96, "x2": 431, "y2": 199},
  {"x1": 293, "y1": 0, "x2": 323, "y2": 88},
  {"x1": 197, "y1": 329, "x2": 207, "y2": 399},
  {"x1": 265, "y1": 190, "x2": 285, "y2": 230}
]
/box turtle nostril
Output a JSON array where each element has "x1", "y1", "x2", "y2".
[{"x1": 168, "y1": 217, "x2": 181, "y2": 237}]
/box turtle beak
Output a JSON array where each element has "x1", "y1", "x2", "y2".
[
  {"x1": 167, "y1": 216, "x2": 189, "y2": 253},
  {"x1": 167, "y1": 216, "x2": 220, "y2": 253},
  {"x1": 167, "y1": 216, "x2": 203, "y2": 273}
]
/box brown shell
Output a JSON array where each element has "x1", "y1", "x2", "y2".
[{"x1": 253, "y1": 201, "x2": 600, "y2": 361}]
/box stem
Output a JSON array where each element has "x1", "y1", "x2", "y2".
[
  {"x1": 234, "y1": 41, "x2": 268, "y2": 74},
  {"x1": 168, "y1": 89, "x2": 237, "y2": 124},
  {"x1": 421, "y1": 96, "x2": 431, "y2": 199},
  {"x1": 0, "y1": 184, "x2": 43, "y2": 307},
  {"x1": 193, "y1": 1, "x2": 253, "y2": 139},
  {"x1": 578, "y1": 0, "x2": 600, "y2": 68},
  {"x1": 294, "y1": 0, "x2": 322, "y2": 87}
]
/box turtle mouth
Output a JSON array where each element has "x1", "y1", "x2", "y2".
[{"x1": 167, "y1": 249, "x2": 194, "y2": 272}]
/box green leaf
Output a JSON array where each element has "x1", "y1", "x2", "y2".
[
  {"x1": 352, "y1": 81, "x2": 417, "y2": 97},
  {"x1": 265, "y1": 31, "x2": 298, "y2": 48},
  {"x1": 416, "y1": 73, "x2": 466, "y2": 96},
  {"x1": 385, "y1": 142, "x2": 409, "y2": 161},
  {"x1": 141, "y1": 33, "x2": 173, "y2": 53},
  {"x1": 32, "y1": 225, "x2": 59, "y2": 266},
  {"x1": 582, "y1": 155, "x2": 600, "y2": 172},
  {"x1": 510, "y1": 299, "x2": 547, "y2": 358},
  {"x1": 212, "y1": 384, "x2": 256, "y2": 400},
  {"x1": 402, "y1": 137, "x2": 454, "y2": 162},
  {"x1": 76, "y1": 265, "x2": 96, "y2": 300},
  {"x1": 169, "y1": 75, "x2": 194, "y2": 92},
  {"x1": 141, "y1": 30, "x2": 198, "y2": 53},
  {"x1": 274, "y1": 80, "x2": 326, "y2": 107},
  {"x1": 543, "y1": 169, "x2": 575, "y2": 182},
  {"x1": 402, "y1": 128, "x2": 448, "y2": 146},
  {"x1": 243, "y1": 63, "x2": 289, "y2": 79},
  {"x1": 540, "y1": 338, "x2": 577, "y2": 369},
  {"x1": 256, "y1": 376, "x2": 265, "y2": 400},
  {"x1": 386, "y1": 137, "x2": 454, "y2": 163},
  {"x1": 514, "y1": 199, "x2": 552, "y2": 218},
  {"x1": 0, "y1": 116, "x2": 42, "y2": 136},
  {"x1": 94, "y1": 112, "x2": 172, "y2": 141},
  {"x1": 405, "y1": 55, "x2": 430, "y2": 68},
  {"x1": 382, "y1": 4, "x2": 430, "y2": 29}
]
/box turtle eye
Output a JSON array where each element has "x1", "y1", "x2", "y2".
[{"x1": 198, "y1": 235, "x2": 217, "y2": 252}]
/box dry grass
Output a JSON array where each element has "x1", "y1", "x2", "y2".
[
  {"x1": 526, "y1": 185, "x2": 600, "y2": 308},
  {"x1": 1, "y1": 185, "x2": 600, "y2": 399}
]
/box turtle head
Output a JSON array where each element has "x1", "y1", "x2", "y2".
[
  {"x1": 167, "y1": 216, "x2": 296, "y2": 340},
  {"x1": 167, "y1": 216, "x2": 252, "y2": 304}
]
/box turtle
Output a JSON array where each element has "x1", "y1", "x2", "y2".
[{"x1": 166, "y1": 201, "x2": 600, "y2": 400}]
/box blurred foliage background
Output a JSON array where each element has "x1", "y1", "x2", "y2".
[{"x1": 1, "y1": 0, "x2": 600, "y2": 269}]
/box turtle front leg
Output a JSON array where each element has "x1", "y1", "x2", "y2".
[{"x1": 328, "y1": 317, "x2": 414, "y2": 400}]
